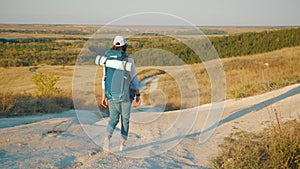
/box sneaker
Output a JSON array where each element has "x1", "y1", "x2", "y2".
[
  {"x1": 120, "y1": 145, "x2": 129, "y2": 151},
  {"x1": 103, "y1": 137, "x2": 110, "y2": 151}
]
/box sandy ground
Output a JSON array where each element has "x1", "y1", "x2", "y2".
[{"x1": 0, "y1": 84, "x2": 299, "y2": 169}]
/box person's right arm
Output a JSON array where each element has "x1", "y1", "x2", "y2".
[{"x1": 101, "y1": 67, "x2": 108, "y2": 108}]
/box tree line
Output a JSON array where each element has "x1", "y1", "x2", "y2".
[
  {"x1": 0, "y1": 38, "x2": 85, "y2": 67},
  {"x1": 0, "y1": 29, "x2": 94, "y2": 35},
  {"x1": 1, "y1": 28, "x2": 299, "y2": 67},
  {"x1": 126, "y1": 28, "x2": 300, "y2": 66},
  {"x1": 210, "y1": 28, "x2": 300, "y2": 57}
]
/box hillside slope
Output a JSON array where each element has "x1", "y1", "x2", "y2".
[{"x1": 0, "y1": 84, "x2": 299, "y2": 168}]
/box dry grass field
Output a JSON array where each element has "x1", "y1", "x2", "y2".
[
  {"x1": 211, "y1": 111, "x2": 300, "y2": 168},
  {"x1": 153, "y1": 46, "x2": 300, "y2": 109},
  {"x1": 201, "y1": 26, "x2": 281, "y2": 34},
  {"x1": 0, "y1": 65, "x2": 74, "y2": 94},
  {"x1": 0, "y1": 24, "x2": 281, "y2": 39},
  {"x1": 1, "y1": 46, "x2": 299, "y2": 112},
  {"x1": 1, "y1": 24, "x2": 299, "y2": 113}
]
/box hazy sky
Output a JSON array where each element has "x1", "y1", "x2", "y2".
[{"x1": 0, "y1": 0, "x2": 299, "y2": 26}]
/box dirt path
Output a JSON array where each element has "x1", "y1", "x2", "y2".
[{"x1": 0, "y1": 84, "x2": 299, "y2": 168}]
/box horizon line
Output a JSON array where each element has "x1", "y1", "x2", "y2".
[{"x1": 0, "y1": 23, "x2": 300, "y2": 28}]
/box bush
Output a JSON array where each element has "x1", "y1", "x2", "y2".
[
  {"x1": 0, "y1": 72, "x2": 74, "y2": 117},
  {"x1": 211, "y1": 111, "x2": 300, "y2": 169},
  {"x1": 0, "y1": 92, "x2": 73, "y2": 117},
  {"x1": 31, "y1": 73, "x2": 61, "y2": 97}
]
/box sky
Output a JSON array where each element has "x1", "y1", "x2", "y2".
[{"x1": 0, "y1": 0, "x2": 299, "y2": 26}]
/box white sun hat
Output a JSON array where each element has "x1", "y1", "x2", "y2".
[{"x1": 113, "y1": 35, "x2": 127, "y2": 47}]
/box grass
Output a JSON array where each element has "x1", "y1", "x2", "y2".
[
  {"x1": 151, "y1": 46, "x2": 300, "y2": 109},
  {"x1": 0, "y1": 24, "x2": 279, "y2": 38},
  {"x1": 210, "y1": 109, "x2": 300, "y2": 169},
  {"x1": 0, "y1": 65, "x2": 74, "y2": 94},
  {"x1": 224, "y1": 46, "x2": 300, "y2": 99},
  {"x1": 0, "y1": 91, "x2": 73, "y2": 117},
  {"x1": 136, "y1": 68, "x2": 166, "y2": 83},
  {"x1": 0, "y1": 46, "x2": 299, "y2": 115},
  {"x1": 0, "y1": 67, "x2": 74, "y2": 117}
]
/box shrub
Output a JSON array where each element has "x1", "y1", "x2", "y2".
[
  {"x1": 211, "y1": 110, "x2": 300, "y2": 169},
  {"x1": 0, "y1": 91, "x2": 16, "y2": 115},
  {"x1": 0, "y1": 92, "x2": 73, "y2": 117},
  {"x1": 31, "y1": 73, "x2": 61, "y2": 97},
  {"x1": 0, "y1": 72, "x2": 74, "y2": 117}
]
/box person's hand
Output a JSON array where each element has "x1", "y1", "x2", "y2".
[
  {"x1": 101, "y1": 97, "x2": 108, "y2": 108},
  {"x1": 135, "y1": 96, "x2": 141, "y2": 107}
]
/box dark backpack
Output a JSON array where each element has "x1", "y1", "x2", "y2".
[{"x1": 104, "y1": 49, "x2": 131, "y2": 102}]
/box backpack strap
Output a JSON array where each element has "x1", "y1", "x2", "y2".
[
  {"x1": 119, "y1": 60, "x2": 127, "y2": 99},
  {"x1": 124, "y1": 61, "x2": 128, "y2": 72}
]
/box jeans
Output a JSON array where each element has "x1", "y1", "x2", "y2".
[{"x1": 106, "y1": 100, "x2": 132, "y2": 141}]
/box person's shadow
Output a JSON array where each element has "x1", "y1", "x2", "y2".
[{"x1": 127, "y1": 85, "x2": 300, "y2": 151}]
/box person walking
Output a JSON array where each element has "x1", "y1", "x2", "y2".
[{"x1": 101, "y1": 35, "x2": 141, "y2": 151}]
